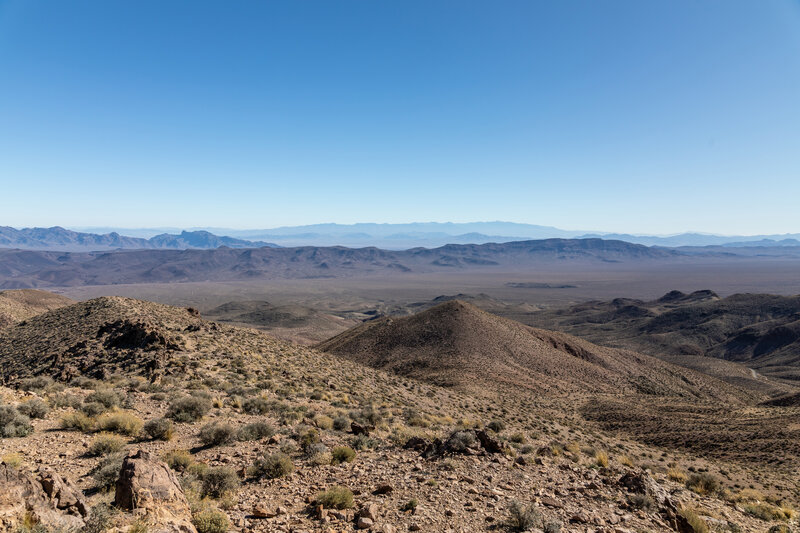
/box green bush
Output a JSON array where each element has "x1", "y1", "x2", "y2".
[
  {"x1": 198, "y1": 421, "x2": 236, "y2": 447},
  {"x1": 201, "y1": 466, "x2": 240, "y2": 499},
  {"x1": 81, "y1": 401, "x2": 107, "y2": 417},
  {"x1": 331, "y1": 446, "x2": 356, "y2": 465},
  {"x1": 315, "y1": 486, "x2": 354, "y2": 509},
  {"x1": 250, "y1": 452, "x2": 294, "y2": 479},
  {"x1": 0, "y1": 406, "x2": 33, "y2": 438},
  {"x1": 193, "y1": 509, "x2": 229, "y2": 533},
  {"x1": 88, "y1": 433, "x2": 126, "y2": 456},
  {"x1": 17, "y1": 399, "x2": 49, "y2": 419},
  {"x1": 167, "y1": 396, "x2": 211, "y2": 423},
  {"x1": 144, "y1": 417, "x2": 174, "y2": 441},
  {"x1": 236, "y1": 421, "x2": 274, "y2": 441}
]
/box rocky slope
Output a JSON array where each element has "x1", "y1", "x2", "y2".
[
  {"x1": 0, "y1": 289, "x2": 74, "y2": 330},
  {"x1": 0, "y1": 297, "x2": 796, "y2": 532}
]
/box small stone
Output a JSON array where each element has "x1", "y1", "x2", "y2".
[{"x1": 356, "y1": 516, "x2": 373, "y2": 529}]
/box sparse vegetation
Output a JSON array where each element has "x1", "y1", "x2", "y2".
[
  {"x1": 331, "y1": 446, "x2": 356, "y2": 464},
  {"x1": 144, "y1": 417, "x2": 174, "y2": 441},
  {"x1": 201, "y1": 466, "x2": 240, "y2": 499},
  {"x1": 0, "y1": 405, "x2": 33, "y2": 438},
  {"x1": 167, "y1": 396, "x2": 211, "y2": 422},
  {"x1": 163, "y1": 449, "x2": 194, "y2": 472},
  {"x1": 198, "y1": 421, "x2": 236, "y2": 447},
  {"x1": 88, "y1": 432, "x2": 126, "y2": 456},
  {"x1": 193, "y1": 508, "x2": 230, "y2": 533},
  {"x1": 686, "y1": 472, "x2": 720, "y2": 496},
  {"x1": 315, "y1": 486, "x2": 354, "y2": 509},
  {"x1": 250, "y1": 452, "x2": 294, "y2": 479},
  {"x1": 96, "y1": 410, "x2": 143, "y2": 436},
  {"x1": 678, "y1": 508, "x2": 709, "y2": 533},
  {"x1": 236, "y1": 421, "x2": 274, "y2": 441},
  {"x1": 508, "y1": 500, "x2": 540, "y2": 531}
]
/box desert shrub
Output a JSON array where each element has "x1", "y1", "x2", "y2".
[
  {"x1": 508, "y1": 500, "x2": 540, "y2": 531},
  {"x1": 91, "y1": 452, "x2": 126, "y2": 489},
  {"x1": 192, "y1": 509, "x2": 229, "y2": 533},
  {"x1": 509, "y1": 432, "x2": 526, "y2": 444},
  {"x1": 315, "y1": 414, "x2": 334, "y2": 430},
  {"x1": 331, "y1": 446, "x2": 356, "y2": 465},
  {"x1": 400, "y1": 498, "x2": 418, "y2": 512},
  {"x1": 350, "y1": 434, "x2": 377, "y2": 451},
  {"x1": 236, "y1": 421, "x2": 274, "y2": 441},
  {"x1": 686, "y1": 473, "x2": 720, "y2": 496},
  {"x1": 17, "y1": 399, "x2": 49, "y2": 419},
  {"x1": 18, "y1": 376, "x2": 53, "y2": 392},
  {"x1": 144, "y1": 417, "x2": 174, "y2": 441},
  {"x1": 88, "y1": 433, "x2": 126, "y2": 456},
  {"x1": 333, "y1": 416, "x2": 350, "y2": 431},
  {"x1": 449, "y1": 430, "x2": 477, "y2": 453},
  {"x1": 60, "y1": 411, "x2": 93, "y2": 432},
  {"x1": 96, "y1": 411, "x2": 143, "y2": 436},
  {"x1": 82, "y1": 503, "x2": 117, "y2": 533},
  {"x1": 241, "y1": 396, "x2": 269, "y2": 414},
  {"x1": 198, "y1": 421, "x2": 236, "y2": 447},
  {"x1": 49, "y1": 393, "x2": 82, "y2": 409},
  {"x1": 595, "y1": 451, "x2": 609, "y2": 468},
  {"x1": 667, "y1": 466, "x2": 688, "y2": 483},
  {"x1": 86, "y1": 389, "x2": 123, "y2": 409},
  {"x1": 297, "y1": 427, "x2": 320, "y2": 452},
  {"x1": 743, "y1": 502, "x2": 792, "y2": 521},
  {"x1": 618, "y1": 454, "x2": 635, "y2": 467},
  {"x1": 70, "y1": 376, "x2": 100, "y2": 390},
  {"x1": 315, "y1": 486, "x2": 354, "y2": 509},
  {"x1": 678, "y1": 508, "x2": 709, "y2": 533},
  {"x1": 628, "y1": 493, "x2": 656, "y2": 511},
  {"x1": 167, "y1": 396, "x2": 211, "y2": 422},
  {"x1": 486, "y1": 420, "x2": 506, "y2": 433},
  {"x1": 164, "y1": 449, "x2": 194, "y2": 472},
  {"x1": 81, "y1": 401, "x2": 107, "y2": 417},
  {"x1": 0, "y1": 406, "x2": 33, "y2": 438},
  {"x1": 735, "y1": 488, "x2": 765, "y2": 503},
  {"x1": 201, "y1": 466, "x2": 240, "y2": 499},
  {"x1": 250, "y1": 452, "x2": 294, "y2": 479},
  {"x1": 519, "y1": 444, "x2": 535, "y2": 455}
]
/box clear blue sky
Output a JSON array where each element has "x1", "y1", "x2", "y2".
[{"x1": 1, "y1": 1, "x2": 799, "y2": 235}]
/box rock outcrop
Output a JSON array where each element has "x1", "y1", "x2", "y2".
[
  {"x1": 114, "y1": 450, "x2": 197, "y2": 533},
  {"x1": 0, "y1": 464, "x2": 89, "y2": 530}
]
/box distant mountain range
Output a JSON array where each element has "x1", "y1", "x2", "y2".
[
  {"x1": 68, "y1": 222, "x2": 800, "y2": 250},
  {"x1": 0, "y1": 227, "x2": 278, "y2": 251},
  {"x1": 0, "y1": 238, "x2": 679, "y2": 289}
]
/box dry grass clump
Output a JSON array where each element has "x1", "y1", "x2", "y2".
[
  {"x1": 594, "y1": 451, "x2": 609, "y2": 468},
  {"x1": 192, "y1": 508, "x2": 229, "y2": 533},
  {"x1": 96, "y1": 410, "x2": 143, "y2": 436},
  {"x1": 743, "y1": 502, "x2": 794, "y2": 522},
  {"x1": 315, "y1": 486, "x2": 354, "y2": 510},
  {"x1": 678, "y1": 508, "x2": 709, "y2": 533},
  {"x1": 88, "y1": 433, "x2": 126, "y2": 456},
  {"x1": 163, "y1": 449, "x2": 194, "y2": 472},
  {"x1": 250, "y1": 452, "x2": 294, "y2": 479},
  {"x1": 667, "y1": 466, "x2": 688, "y2": 483},
  {"x1": 61, "y1": 410, "x2": 93, "y2": 432}
]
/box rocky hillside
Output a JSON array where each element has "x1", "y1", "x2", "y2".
[
  {"x1": 0, "y1": 289, "x2": 74, "y2": 330},
  {"x1": 317, "y1": 300, "x2": 749, "y2": 403},
  {"x1": 0, "y1": 297, "x2": 796, "y2": 532}
]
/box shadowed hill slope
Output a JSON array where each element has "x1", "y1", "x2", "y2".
[
  {"x1": 317, "y1": 300, "x2": 750, "y2": 403},
  {"x1": 524, "y1": 291, "x2": 800, "y2": 382},
  {"x1": 0, "y1": 289, "x2": 74, "y2": 330}
]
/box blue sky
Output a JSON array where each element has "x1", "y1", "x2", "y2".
[{"x1": 1, "y1": 1, "x2": 799, "y2": 235}]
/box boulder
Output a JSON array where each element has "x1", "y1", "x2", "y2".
[
  {"x1": 0, "y1": 464, "x2": 89, "y2": 531},
  {"x1": 618, "y1": 469, "x2": 693, "y2": 533},
  {"x1": 114, "y1": 450, "x2": 197, "y2": 533}
]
